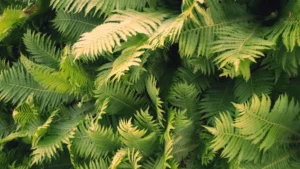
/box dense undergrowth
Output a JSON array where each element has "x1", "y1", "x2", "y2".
[{"x1": 0, "y1": 0, "x2": 299, "y2": 168}]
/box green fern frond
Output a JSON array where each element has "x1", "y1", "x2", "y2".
[
  {"x1": 200, "y1": 81, "x2": 235, "y2": 119},
  {"x1": 110, "y1": 148, "x2": 143, "y2": 169},
  {"x1": 134, "y1": 109, "x2": 162, "y2": 135},
  {"x1": 108, "y1": 35, "x2": 149, "y2": 81},
  {"x1": 212, "y1": 24, "x2": 275, "y2": 81},
  {"x1": 71, "y1": 120, "x2": 121, "y2": 159},
  {"x1": 265, "y1": 0, "x2": 300, "y2": 51},
  {"x1": 172, "y1": 109, "x2": 196, "y2": 161},
  {"x1": 77, "y1": 159, "x2": 109, "y2": 169},
  {"x1": 50, "y1": 0, "x2": 156, "y2": 16},
  {"x1": 21, "y1": 56, "x2": 73, "y2": 94},
  {"x1": 0, "y1": 7, "x2": 28, "y2": 41},
  {"x1": 31, "y1": 106, "x2": 86, "y2": 165},
  {"x1": 13, "y1": 96, "x2": 38, "y2": 127},
  {"x1": 152, "y1": 109, "x2": 176, "y2": 169},
  {"x1": 240, "y1": 148, "x2": 300, "y2": 169},
  {"x1": 118, "y1": 118, "x2": 157, "y2": 155},
  {"x1": 149, "y1": 15, "x2": 184, "y2": 49},
  {"x1": 234, "y1": 94, "x2": 300, "y2": 151},
  {"x1": 234, "y1": 69, "x2": 274, "y2": 103},
  {"x1": 146, "y1": 75, "x2": 165, "y2": 126},
  {"x1": 72, "y1": 10, "x2": 168, "y2": 60},
  {"x1": 173, "y1": 67, "x2": 210, "y2": 93},
  {"x1": 168, "y1": 83, "x2": 199, "y2": 118},
  {"x1": 95, "y1": 82, "x2": 146, "y2": 115},
  {"x1": 204, "y1": 112, "x2": 260, "y2": 162},
  {"x1": 0, "y1": 63, "x2": 66, "y2": 109},
  {"x1": 52, "y1": 11, "x2": 102, "y2": 41},
  {"x1": 59, "y1": 49, "x2": 94, "y2": 95},
  {"x1": 179, "y1": 0, "x2": 250, "y2": 57},
  {"x1": 184, "y1": 56, "x2": 216, "y2": 75},
  {"x1": 23, "y1": 30, "x2": 61, "y2": 69}
]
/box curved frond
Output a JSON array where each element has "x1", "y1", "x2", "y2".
[
  {"x1": 23, "y1": 30, "x2": 61, "y2": 69},
  {"x1": 72, "y1": 10, "x2": 168, "y2": 59},
  {"x1": 21, "y1": 56, "x2": 73, "y2": 94},
  {"x1": 179, "y1": 0, "x2": 250, "y2": 57},
  {"x1": 212, "y1": 24, "x2": 274, "y2": 80},
  {"x1": 200, "y1": 81, "x2": 235, "y2": 119},
  {"x1": 0, "y1": 64, "x2": 66, "y2": 109},
  {"x1": 204, "y1": 112, "x2": 260, "y2": 162},
  {"x1": 110, "y1": 148, "x2": 143, "y2": 169},
  {"x1": 95, "y1": 82, "x2": 146, "y2": 115},
  {"x1": 265, "y1": 0, "x2": 300, "y2": 51},
  {"x1": 234, "y1": 94, "x2": 300, "y2": 151},
  {"x1": 168, "y1": 83, "x2": 199, "y2": 118},
  {"x1": 72, "y1": 121, "x2": 121, "y2": 159},
  {"x1": 234, "y1": 69, "x2": 274, "y2": 103},
  {"x1": 50, "y1": 0, "x2": 157, "y2": 16},
  {"x1": 52, "y1": 11, "x2": 101, "y2": 41},
  {"x1": 118, "y1": 118, "x2": 157, "y2": 155},
  {"x1": 146, "y1": 75, "x2": 165, "y2": 126},
  {"x1": 0, "y1": 7, "x2": 28, "y2": 41},
  {"x1": 31, "y1": 105, "x2": 86, "y2": 165}
]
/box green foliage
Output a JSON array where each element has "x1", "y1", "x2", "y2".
[{"x1": 0, "y1": 0, "x2": 300, "y2": 169}]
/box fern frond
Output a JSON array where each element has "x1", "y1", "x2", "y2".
[
  {"x1": 152, "y1": 109, "x2": 176, "y2": 169},
  {"x1": 146, "y1": 75, "x2": 165, "y2": 126},
  {"x1": 173, "y1": 67, "x2": 210, "y2": 93},
  {"x1": 265, "y1": 0, "x2": 300, "y2": 51},
  {"x1": 234, "y1": 94, "x2": 300, "y2": 151},
  {"x1": 234, "y1": 69, "x2": 274, "y2": 103},
  {"x1": 172, "y1": 109, "x2": 197, "y2": 161},
  {"x1": 77, "y1": 159, "x2": 109, "y2": 169},
  {"x1": 0, "y1": 64, "x2": 66, "y2": 109},
  {"x1": 212, "y1": 24, "x2": 274, "y2": 81},
  {"x1": 0, "y1": 7, "x2": 28, "y2": 41},
  {"x1": 110, "y1": 148, "x2": 143, "y2": 169},
  {"x1": 148, "y1": 15, "x2": 184, "y2": 49},
  {"x1": 200, "y1": 81, "x2": 235, "y2": 119},
  {"x1": 204, "y1": 112, "x2": 260, "y2": 162},
  {"x1": 72, "y1": 10, "x2": 168, "y2": 59},
  {"x1": 50, "y1": 0, "x2": 156, "y2": 16},
  {"x1": 95, "y1": 82, "x2": 146, "y2": 115},
  {"x1": 108, "y1": 35, "x2": 149, "y2": 81},
  {"x1": 118, "y1": 118, "x2": 157, "y2": 155},
  {"x1": 21, "y1": 56, "x2": 73, "y2": 94},
  {"x1": 134, "y1": 109, "x2": 162, "y2": 135},
  {"x1": 52, "y1": 11, "x2": 101, "y2": 41},
  {"x1": 72, "y1": 120, "x2": 121, "y2": 159},
  {"x1": 31, "y1": 106, "x2": 86, "y2": 165},
  {"x1": 179, "y1": 0, "x2": 250, "y2": 57},
  {"x1": 240, "y1": 148, "x2": 300, "y2": 169},
  {"x1": 59, "y1": 49, "x2": 94, "y2": 95},
  {"x1": 23, "y1": 30, "x2": 61, "y2": 69},
  {"x1": 168, "y1": 83, "x2": 199, "y2": 118}
]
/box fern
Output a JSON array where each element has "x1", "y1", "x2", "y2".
[
  {"x1": 146, "y1": 75, "x2": 165, "y2": 126},
  {"x1": 23, "y1": 30, "x2": 61, "y2": 69},
  {"x1": 234, "y1": 94, "x2": 300, "y2": 151},
  {"x1": 234, "y1": 69, "x2": 274, "y2": 103},
  {"x1": 72, "y1": 10, "x2": 168, "y2": 59},
  {"x1": 212, "y1": 24, "x2": 275, "y2": 80},
  {"x1": 179, "y1": 0, "x2": 250, "y2": 57},
  {"x1": 95, "y1": 82, "x2": 146, "y2": 115},
  {"x1": 265, "y1": 0, "x2": 300, "y2": 51},
  {"x1": 0, "y1": 63, "x2": 66, "y2": 109},
  {"x1": 204, "y1": 112, "x2": 260, "y2": 162},
  {"x1": 118, "y1": 118, "x2": 157, "y2": 155},
  {"x1": 52, "y1": 11, "x2": 102, "y2": 41},
  {"x1": 50, "y1": 0, "x2": 157, "y2": 16},
  {"x1": 0, "y1": 7, "x2": 28, "y2": 41}
]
